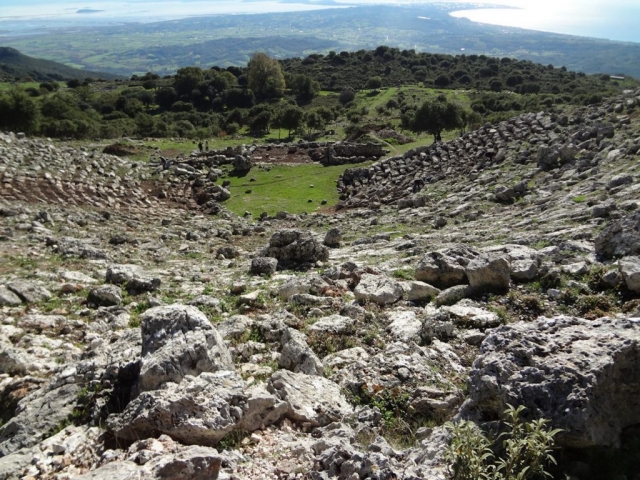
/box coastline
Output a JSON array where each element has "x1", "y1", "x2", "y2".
[{"x1": 449, "y1": 6, "x2": 640, "y2": 44}]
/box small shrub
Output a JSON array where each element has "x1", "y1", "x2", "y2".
[
  {"x1": 392, "y1": 269, "x2": 414, "y2": 280},
  {"x1": 575, "y1": 294, "x2": 614, "y2": 317},
  {"x1": 489, "y1": 306, "x2": 511, "y2": 324},
  {"x1": 218, "y1": 430, "x2": 250, "y2": 450},
  {"x1": 540, "y1": 270, "x2": 562, "y2": 290},
  {"x1": 236, "y1": 325, "x2": 266, "y2": 345},
  {"x1": 350, "y1": 386, "x2": 436, "y2": 449},
  {"x1": 445, "y1": 405, "x2": 561, "y2": 480},
  {"x1": 306, "y1": 331, "x2": 355, "y2": 357},
  {"x1": 559, "y1": 289, "x2": 578, "y2": 306},
  {"x1": 520, "y1": 294, "x2": 544, "y2": 314},
  {"x1": 504, "y1": 292, "x2": 544, "y2": 321},
  {"x1": 585, "y1": 265, "x2": 610, "y2": 292}
]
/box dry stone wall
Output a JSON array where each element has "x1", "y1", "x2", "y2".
[{"x1": 337, "y1": 89, "x2": 640, "y2": 208}]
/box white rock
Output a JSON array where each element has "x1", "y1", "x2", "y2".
[{"x1": 268, "y1": 370, "x2": 353, "y2": 427}]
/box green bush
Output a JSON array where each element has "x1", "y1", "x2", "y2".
[{"x1": 445, "y1": 405, "x2": 561, "y2": 480}]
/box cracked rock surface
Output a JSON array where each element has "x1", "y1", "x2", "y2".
[{"x1": 1, "y1": 88, "x2": 640, "y2": 479}]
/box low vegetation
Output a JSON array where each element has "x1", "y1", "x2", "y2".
[{"x1": 445, "y1": 405, "x2": 561, "y2": 480}]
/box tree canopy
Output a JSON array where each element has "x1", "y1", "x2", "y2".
[
  {"x1": 247, "y1": 53, "x2": 286, "y2": 99},
  {"x1": 0, "y1": 89, "x2": 40, "y2": 134},
  {"x1": 173, "y1": 66, "x2": 204, "y2": 98},
  {"x1": 275, "y1": 105, "x2": 303, "y2": 138},
  {"x1": 410, "y1": 99, "x2": 464, "y2": 143}
]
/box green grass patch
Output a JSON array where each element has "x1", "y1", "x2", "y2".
[
  {"x1": 0, "y1": 81, "x2": 58, "y2": 91},
  {"x1": 392, "y1": 269, "x2": 415, "y2": 280},
  {"x1": 223, "y1": 161, "x2": 372, "y2": 216}
]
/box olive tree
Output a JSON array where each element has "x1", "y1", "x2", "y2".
[
  {"x1": 410, "y1": 98, "x2": 464, "y2": 143},
  {"x1": 247, "y1": 53, "x2": 286, "y2": 99},
  {"x1": 274, "y1": 105, "x2": 303, "y2": 138}
]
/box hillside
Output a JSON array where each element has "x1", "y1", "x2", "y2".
[
  {"x1": 0, "y1": 81, "x2": 640, "y2": 478},
  {"x1": 1, "y1": 47, "x2": 636, "y2": 144},
  {"x1": 282, "y1": 47, "x2": 629, "y2": 95},
  {"x1": 0, "y1": 47, "x2": 122, "y2": 82}
]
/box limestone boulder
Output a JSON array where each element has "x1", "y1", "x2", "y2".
[
  {"x1": 493, "y1": 184, "x2": 516, "y2": 202},
  {"x1": 187, "y1": 295, "x2": 222, "y2": 313},
  {"x1": 233, "y1": 154, "x2": 252, "y2": 174},
  {"x1": 0, "y1": 286, "x2": 22, "y2": 306},
  {"x1": 108, "y1": 372, "x2": 286, "y2": 446},
  {"x1": 127, "y1": 275, "x2": 162, "y2": 295},
  {"x1": 48, "y1": 236, "x2": 108, "y2": 260},
  {"x1": 250, "y1": 256, "x2": 278, "y2": 275},
  {"x1": 278, "y1": 328, "x2": 324, "y2": 376},
  {"x1": 278, "y1": 274, "x2": 330, "y2": 301},
  {"x1": 441, "y1": 304, "x2": 502, "y2": 329},
  {"x1": 0, "y1": 379, "x2": 81, "y2": 456},
  {"x1": 16, "y1": 314, "x2": 66, "y2": 332},
  {"x1": 323, "y1": 347, "x2": 370, "y2": 369},
  {"x1": 106, "y1": 264, "x2": 143, "y2": 285},
  {"x1": 485, "y1": 244, "x2": 540, "y2": 281},
  {"x1": 415, "y1": 246, "x2": 479, "y2": 289},
  {"x1": 595, "y1": 212, "x2": 640, "y2": 260},
  {"x1": 354, "y1": 274, "x2": 403, "y2": 305},
  {"x1": 74, "y1": 440, "x2": 222, "y2": 480},
  {"x1": 331, "y1": 341, "x2": 464, "y2": 419},
  {"x1": 421, "y1": 311, "x2": 456, "y2": 342},
  {"x1": 308, "y1": 314, "x2": 355, "y2": 335},
  {"x1": 6, "y1": 280, "x2": 51, "y2": 304},
  {"x1": 465, "y1": 253, "x2": 510, "y2": 293},
  {"x1": 88, "y1": 284, "x2": 123, "y2": 307},
  {"x1": 195, "y1": 185, "x2": 231, "y2": 204},
  {"x1": 261, "y1": 229, "x2": 329, "y2": 268},
  {"x1": 465, "y1": 316, "x2": 640, "y2": 448},
  {"x1": 324, "y1": 227, "x2": 342, "y2": 248},
  {"x1": 402, "y1": 280, "x2": 440, "y2": 302},
  {"x1": 216, "y1": 314, "x2": 254, "y2": 341},
  {"x1": 0, "y1": 328, "x2": 141, "y2": 456},
  {"x1": 385, "y1": 310, "x2": 422, "y2": 342},
  {"x1": 137, "y1": 305, "x2": 233, "y2": 393},
  {"x1": 267, "y1": 370, "x2": 353, "y2": 427},
  {"x1": 0, "y1": 425, "x2": 102, "y2": 480},
  {"x1": 106, "y1": 264, "x2": 161, "y2": 295},
  {"x1": 618, "y1": 256, "x2": 640, "y2": 293}
]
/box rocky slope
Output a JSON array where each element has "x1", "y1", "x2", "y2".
[{"x1": 1, "y1": 88, "x2": 640, "y2": 480}]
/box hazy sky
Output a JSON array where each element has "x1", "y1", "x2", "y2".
[{"x1": 1, "y1": 0, "x2": 638, "y2": 43}]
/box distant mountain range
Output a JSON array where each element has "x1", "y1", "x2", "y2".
[{"x1": 0, "y1": 47, "x2": 122, "y2": 82}]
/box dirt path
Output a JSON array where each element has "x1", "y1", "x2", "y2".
[{"x1": 368, "y1": 132, "x2": 399, "y2": 158}]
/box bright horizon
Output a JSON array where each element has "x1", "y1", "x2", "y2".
[
  {"x1": 0, "y1": 0, "x2": 638, "y2": 43},
  {"x1": 448, "y1": 0, "x2": 640, "y2": 43}
]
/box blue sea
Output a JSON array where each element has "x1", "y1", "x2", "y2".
[{"x1": 449, "y1": 1, "x2": 640, "y2": 44}]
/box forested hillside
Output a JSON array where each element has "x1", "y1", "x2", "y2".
[
  {"x1": 0, "y1": 47, "x2": 121, "y2": 82},
  {"x1": 0, "y1": 47, "x2": 636, "y2": 143}
]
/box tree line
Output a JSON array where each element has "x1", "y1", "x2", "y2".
[{"x1": 0, "y1": 47, "x2": 633, "y2": 141}]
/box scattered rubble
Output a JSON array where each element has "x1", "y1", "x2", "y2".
[{"x1": 1, "y1": 87, "x2": 640, "y2": 479}]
